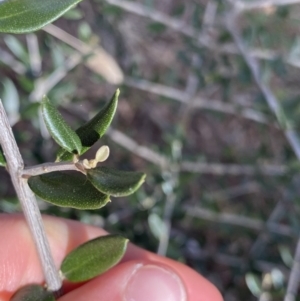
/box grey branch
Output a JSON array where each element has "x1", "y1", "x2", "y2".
[
  {"x1": 185, "y1": 205, "x2": 295, "y2": 237},
  {"x1": 31, "y1": 23, "x2": 123, "y2": 102},
  {"x1": 0, "y1": 48, "x2": 27, "y2": 75},
  {"x1": 188, "y1": 247, "x2": 289, "y2": 277},
  {"x1": 42, "y1": 24, "x2": 123, "y2": 85},
  {"x1": 180, "y1": 161, "x2": 287, "y2": 176},
  {"x1": 108, "y1": 128, "x2": 287, "y2": 176},
  {"x1": 204, "y1": 181, "x2": 260, "y2": 202},
  {"x1": 124, "y1": 77, "x2": 272, "y2": 125},
  {"x1": 26, "y1": 34, "x2": 41, "y2": 77},
  {"x1": 103, "y1": 0, "x2": 197, "y2": 38},
  {"x1": 285, "y1": 240, "x2": 300, "y2": 301},
  {"x1": 235, "y1": 0, "x2": 300, "y2": 11},
  {"x1": 29, "y1": 53, "x2": 82, "y2": 102},
  {"x1": 0, "y1": 100, "x2": 62, "y2": 291},
  {"x1": 107, "y1": 128, "x2": 169, "y2": 167},
  {"x1": 249, "y1": 202, "x2": 287, "y2": 258}
]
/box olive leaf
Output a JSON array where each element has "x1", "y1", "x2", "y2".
[
  {"x1": 0, "y1": 147, "x2": 6, "y2": 167},
  {"x1": 2, "y1": 77, "x2": 20, "y2": 125},
  {"x1": 28, "y1": 171, "x2": 110, "y2": 209},
  {"x1": 10, "y1": 284, "x2": 55, "y2": 301},
  {"x1": 61, "y1": 234, "x2": 128, "y2": 282},
  {"x1": 87, "y1": 166, "x2": 146, "y2": 197},
  {"x1": 42, "y1": 96, "x2": 82, "y2": 155},
  {"x1": 56, "y1": 89, "x2": 119, "y2": 161},
  {"x1": 0, "y1": 0, "x2": 83, "y2": 33}
]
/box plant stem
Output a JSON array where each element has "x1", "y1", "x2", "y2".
[
  {"x1": 0, "y1": 101, "x2": 62, "y2": 291},
  {"x1": 22, "y1": 161, "x2": 86, "y2": 178},
  {"x1": 285, "y1": 239, "x2": 300, "y2": 301}
]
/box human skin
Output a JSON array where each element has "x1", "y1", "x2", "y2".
[{"x1": 0, "y1": 214, "x2": 223, "y2": 301}]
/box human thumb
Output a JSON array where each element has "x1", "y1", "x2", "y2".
[{"x1": 59, "y1": 259, "x2": 223, "y2": 301}]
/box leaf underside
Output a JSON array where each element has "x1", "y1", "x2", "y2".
[
  {"x1": 87, "y1": 166, "x2": 146, "y2": 197},
  {"x1": 56, "y1": 89, "x2": 119, "y2": 161},
  {"x1": 28, "y1": 171, "x2": 110, "y2": 209},
  {"x1": 61, "y1": 234, "x2": 128, "y2": 282},
  {"x1": 42, "y1": 96, "x2": 82, "y2": 155},
  {"x1": 10, "y1": 284, "x2": 55, "y2": 301},
  {"x1": 0, "y1": 0, "x2": 83, "y2": 33}
]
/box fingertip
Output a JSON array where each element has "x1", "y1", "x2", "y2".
[{"x1": 122, "y1": 244, "x2": 223, "y2": 301}]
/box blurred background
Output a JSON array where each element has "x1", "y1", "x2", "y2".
[{"x1": 1, "y1": 0, "x2": 300, "y2": 299}]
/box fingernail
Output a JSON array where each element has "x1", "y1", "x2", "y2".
[{"x1": 124, "y1": 264, "x2": 187, "y2": 301}]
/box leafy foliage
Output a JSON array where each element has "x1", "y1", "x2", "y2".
[
  {"x1": 42, "y1": 96, "x2": 82, "y2": 155},
  {"x1": 56, "y1": 89, "x2": 119, "y2": 161},
  {"x1": 87, "y1": 166, "x2": 146, "y2": 197},
  {"x1": 0, "y1": 0, "x2": 83, "y2": 33},
  {"x1": 28, "y1": 89, "x2": 146, "y2": 210},
  {"x1": 28, "y1": 171, "x2": 110, "y2": 209},
  {"x1": 10, "y1": 284, "x2": 55, "y2": 301},
  {"x1": 61, "y1": 235, "x2": 128, "y2": 282}
]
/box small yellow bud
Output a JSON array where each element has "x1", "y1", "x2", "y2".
[{"x1": 95, "y1": 145, "x2": 110, "y2": 163}]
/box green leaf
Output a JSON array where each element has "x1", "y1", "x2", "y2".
[
  {"x1": 148, "y1": 213, "x2": 167, "y2": 240},
  {"x1": 78, "y1": 21, "x2": 92, "y2": 42},
  {"x1": 56, "y1": 89, "x2": 119, "y2": 161},
  {"x1": 0, "y1": 0, "x2": 83, "y2": 34},
  {"x1": 278, "y1": 245, "x2": 293, "y2": 268},
  {"x1": 63, "y1": 8, "x2": 83, "y2": 20},
  {"x1": 87, "y1": 166, "x2": 146, "y2": 197},
  {"x1": 10, "y1": 284, "x2": 55, "y2": 301},
  {"x1": 28, "y1": 171, "x2": 110, "y2": 209},
  {"x1": 245, "y1": 273, "x2": 262, "y2": 298},
  {"x1": 4, "y1": 35, "x2": 29, "y2": 64},
  {"x1": 61, "y1": 234, "x2": 128, "y2": 282},
  {"x1": 0, "y1": 147, "x2": 6, "y2": 167},
  {"x1": 2, "y1": 77, "x2": 20, "y2": 125},
  {"x1": 42, "y1": 96, "x2": 82, "y2": 155}
]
